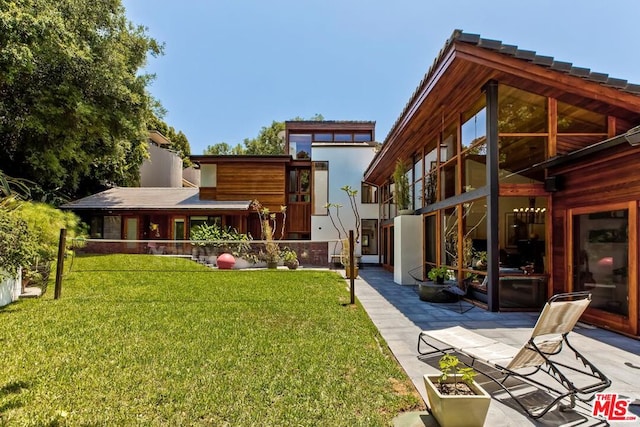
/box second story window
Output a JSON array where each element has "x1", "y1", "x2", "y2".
[
  {"x1": 361, "y1": 182, "x2": 378, "y2": 204},
  {"x1": 289, "y1": 134, "x2": 312, "y2": 159},
  {"x1": 200, "y1": 164, "x2": 217, "y2": 187},
  {"x1": 288, "y1": 168, "x2": 310, "y2": 202}
]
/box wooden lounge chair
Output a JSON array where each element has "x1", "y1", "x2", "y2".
[{"x1": 417, "y1": 291, "x2": 611, "y2": 419}]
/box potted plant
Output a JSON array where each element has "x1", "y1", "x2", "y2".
[
  {"x1": 474, "y1": 250, "x2": 488, "y2": 270},
  {"x1": 428, "y1": 266, "x2": 449, "y2": 284},
  {"x1": 393, "y1": 158, "x2": 412, "y2": 215},
  {"x1": 264, "y1": 236, "x2": 280, "y2": 269},
  {"x1": 281, "y1": 247, "x2": 299, "y2": 270},
  {"x1": 423, "y1": 354, "x2": 491, "y2": 427}
]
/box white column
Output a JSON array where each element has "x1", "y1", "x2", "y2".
[{"x1": 393, "y1": 215, "x2": 422, "y2": 285}]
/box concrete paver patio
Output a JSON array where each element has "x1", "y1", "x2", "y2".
[{"x1": 351, "y1": 267, "x2": 640, "y2": 426}]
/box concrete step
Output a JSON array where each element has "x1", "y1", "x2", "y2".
[{"x1": 20, "y1": 287, "x2": 42, "y2": 298}]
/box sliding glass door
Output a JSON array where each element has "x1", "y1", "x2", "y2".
[{"x1": 571, "y1": 203, "x2": 637, "y2": 335}]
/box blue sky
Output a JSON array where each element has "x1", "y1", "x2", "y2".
[{"x1": 123, "y1": 0, "x2": 640, "y2": 155}]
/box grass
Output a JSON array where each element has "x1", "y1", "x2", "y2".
[{"x1": 0, "y1": 255, "x2": 423, "y2": 426}]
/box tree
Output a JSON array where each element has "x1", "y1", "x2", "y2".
[
  {"x1": 243, "y1": 121, "x2": 286, "y2": 155},
  {"x1": 203, "y1": 114, "x2": 324, "y2": 155},
  {"x1": 203, "y1": 142, "x2": 245, "y2": 155},
  {"x1": 0, "y1": 0, "x2": 162, "y2": 200}
]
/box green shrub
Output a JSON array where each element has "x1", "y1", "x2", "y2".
[
  {"x1": 0, "y1": 213, "x2": 36, "y2": 277},
  {"x1": 2, "y1": 202, "x2": 84, "y2": 284},
  {"x1": 428, "y1": 266, "x2": 449, "y2": 282},
  {"x1": 190, "y1": 223, "x2": 254, "y2": 260},
  {"x1": 437, "y1": 354, "x2": 478, "y2": 395},
  {"x1": 14, "y1": 202, "x2": 84, "y2": 263}
]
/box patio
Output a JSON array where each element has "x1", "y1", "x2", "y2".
[{"x1": 352, "y1": 267, "x2": 640, "y2": 426}]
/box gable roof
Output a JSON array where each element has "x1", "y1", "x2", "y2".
[
  {"x1": 391, "y1": 29, "x2": 640, "y2": 145},
  {"x1": 453, "y1": 31, "x2": 640, "y2": 94},
  {"x1": 61, "y1": 188, "x2": 251, "y2": 211},
  {"x1": 364, "y1": 29, "x2": 640, "y2": 183}
]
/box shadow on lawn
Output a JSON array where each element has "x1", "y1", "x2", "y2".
[{"x1": 0, "y1": 380, "x2": 29, "y2": 414}]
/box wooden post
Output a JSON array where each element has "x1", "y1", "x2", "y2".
[
  {"x1": 54, "y1": 228, "x2": 66, "y2": 300},
  {"x1": 349, "y1": 229, "x2": 355, "y2": 305}
]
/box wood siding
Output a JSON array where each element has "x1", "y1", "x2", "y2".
[
  {"x1": 551, "y1": 144, "x2": 640, "y2": 335},
  {"x1": 287, "y1": 202, "x2": 311, "y2": 234},
  {"x1": 214, "y1": 163, "x2": 286, "y2": 211}
]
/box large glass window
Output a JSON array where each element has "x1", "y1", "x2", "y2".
[
  {"x1": 354, "y1": 132, "x2": 372, "y2": 142},
  {"x1": 440, "y1": 126, "x2": 457, "y2": 163},
  {"x1": 500, "y1": 196, "x2": 547, "y2": 273},
  {"x1": 361, "y1": 182, "x2": 378, "y2": 204},
  {"x1": 308, "y1": 132, "x2": 372, "y2": 143},
  {"x1": 461, "y1": 101, "x2": 486, "y2": 151},
  {"x1": 423, "y1": 147, "x2": 438, "y2": 205},
  {"x1": 314, "y1": 133, "x2": 333, "y2": 142},
  {"x1": 440, "y1": 161, "x2": 458, "y2": 200},
  {"x1": 499, "y1": 136, "x2": 547, "y2": 184},
  {"x1": 104, "y1": 216, "x2": 121, "y2": 239},
  {"x1": 90, "y1": 216, "x2": 103, "y2": 238},
  {"x1": 289, "y1": 168, "x2": 310, "y2": 202},
  {"x1": 313, "y1": 162, "x2": 328, "y2": 215},
  {"x1": 462, "y1": 198, "x2": 488, "y2": 271},
  {"x1": 334, "y1": 133, "x2": 352, "y2": 142},
  {"x1": 413, "y1": 153, "x2": 423, "y2": 210},
  {"x1": 200, "y1": 164, "x2": 217, "y2": 187},
  {"x1": 462, "y1": 99, "x2": 487, "y2": 193},
  {"x1": 424, "y1": 214, "x2": 437, "y2": 266},
  {"x1": 556, "y1": 101, "x2": 608, "y2": 155},
  {"x1": 189, "y1": 216, "x2": 221, "y2": 232},
  {"x1": 498, "y1": 85, "x2": 547, "y2": 133},
  {"x1": 463, "y1": 138, "x2": 487, "y2": 192},
  {"x1": 173, "y1": 218, "x2": 186, "y2": 240},
  {"x1": 557, "y1": 101, "x2": 607, "y2": 133},
  {"x1": 573, "y1": 209, "x2": 629, "y2": 317},
  {"x1": 289, "y1": 134, "x2": 312, "y2": 159},
  {"x1": 441, "y1": 207, "x2": 458, "y2": 267},
  {"x1": 361, "y1": 219, "x2": 378, "y2": 255},
  {"x1": 381, "y1": 182, "x2": 392, "y2": 220}
]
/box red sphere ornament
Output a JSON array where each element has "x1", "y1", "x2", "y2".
[{"x1": 216, "y1": 253, "x2": 236, "y2": 270}]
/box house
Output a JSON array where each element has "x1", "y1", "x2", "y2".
[
  {"x1": 63, "y1": 122, "x2": 379, "y2": 264},
  {"x1": 62, "y1": 29, "x2": 640, "y2": 337},
  {"x1": 363, "y1": 30, "x2": 640, "y2": 336},
  {"x1": 284, "y1": 120, "x2": 379, "y2": 264}
]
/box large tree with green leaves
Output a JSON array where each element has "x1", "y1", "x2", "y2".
[
  {"x1": 204, "y1": 114, "x2": 324, "y2": 155},
  {"x1": 0, "y1": 0, "x2": 162, "y2": 200}
]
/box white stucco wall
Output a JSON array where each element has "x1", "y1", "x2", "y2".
[
  {"x1": 393, "y1": 215, "x2": 422, "y2": 285},
  {"x1": 182, "y1": 166, "x2": 201, "y2": 187},
  {"x1": 140, "y1": 143, "x2": 183, "y2": 188},
  {"x1": 311, "y1": 144, "x2": 379, "y2": 264},
  {"x1": 0, "y1": 268, "x2": 21, "y2": 307}
]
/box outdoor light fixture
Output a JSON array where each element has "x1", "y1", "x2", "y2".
[{"x1": 624, "y1": 125, "x2": 640, "y2": 146}]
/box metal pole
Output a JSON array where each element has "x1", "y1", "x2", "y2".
[
  {"x1": 349, "y1": 229, "x2": 355, "y2": 305},
  {"x1": 54, "y1": 228, "x2": 66, "y2": 300},
  {"x1": 485, "y1": 80, "x2": 500, "y2": 312}
]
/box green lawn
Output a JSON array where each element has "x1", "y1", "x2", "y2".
[{"x1": 0, "y1": 255, "x2": 422, "y2": 426}]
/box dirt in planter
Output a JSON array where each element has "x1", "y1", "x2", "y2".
[{"x1": 436, "y1": 383, "x2": 476, "y2": 396}]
